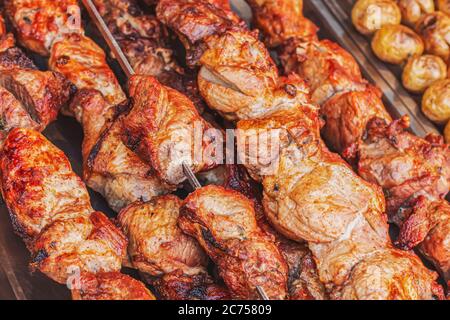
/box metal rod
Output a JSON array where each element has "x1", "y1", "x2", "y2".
[
  {"x1": 81, "y1": 1, "x2": 270, "y2": 301},
  {"x1": 81, "y1": 0, "x2": 135, "y2": 78}
]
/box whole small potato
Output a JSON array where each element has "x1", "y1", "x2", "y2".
[
  {"x1": 352, "y1": 0, "x2": 401, "y2": 35},
  {"x1": 372, "y1": 25, "x2": 424, "y2": 64},
  {"x1": 416, "y1": 12, "x2": 450, "y2": 61},
  {"x1": 402, "y1": 54, "x2": 447, "y2": 93},
  {"x1": 422, "y1": 78, "x2": 450, "y2": 123},
  {"x1": 396, "y1": 0, "x2": 435, "y2": 26},
  {"x1": 436, "y1": 0, "x2": 450, "y2": 16},
  {"x1": 444, "y1": 120, "x2": 450, "y2": 143}
]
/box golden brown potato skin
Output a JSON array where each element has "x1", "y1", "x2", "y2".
[
  {"x1": 0, "y1": 128, "x2": 127, "y2": 284},
  {"x1": 397, "y1": 0, "x2": 435, "y2": 27},
  {"x1": 422, "y1": 78, "x2": 450, "y2": 123},
  {"x1": 180, "y1": 185, "x2": 289, "y2": 300},
  {"x1": 372, "y1": 24, "x2": 424, "y2": 64},
  {"x1": 416, "y1": 12, "x2": 450, "y2": 61},
  {"x1": 402, "y1": 54, "x2": 447, "y2": 93},
  {"x1": 71, "y1": 272, "x2": 156, "y2": 300},
  {"x1": 352, "y1": 0, "x2": 401, "y2": 35}
]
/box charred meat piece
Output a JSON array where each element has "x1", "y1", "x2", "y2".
[
  {"x1": 156, "y1": 0, "x2": 243, "y2": 67},
  {"x1": 237, "y1": 106, "x2": 443, "y2": 300},
  {"x1": 0, "y1": 68, "x2": 71, "y2": 127},
  {"x1": 5, "y1": 0, "x2": 82, "y2": 56},
  {"x1": 117, "y1": 195, "x2": 229, "y2": 300},
  {"x1": 71, "y1": 272, "x2": 155, "y2": 300},
  {"x1": 396, "y1": 196, "x2": 450, "y2": 282},
  {"x1": 352, "y1": 116, "x2": 450, "y2": 217},
  {"x1": 281, "y1": 39, "x2": 366, "y2": 105},
  {"x1": 0, "y1": 128, "x2": 127, "y2": 283},
  {"x1": 247, "y1": 0, "x2": 318, "y2": 47},
  {"x1": 121, "y1": 75, "x2": 219, "y2": 186},
  {"x1": 153, "y1": 270, "x2": 230, "y2": 300},
  {"x1": 180, "y1": 185, "x2": 289, "y2": 300},
  {"x1": 0, "y1": 46, "x2": 37, "y2": 70},
  {"x1": 321, "y1": 85, "x2": 392, "y2": 154},
  {"x1": 118, "y1": 195, "x2": 208, "y2": 276},
  {"x1": 49, "y1": 33, "x2": 126, "y2": 109},
  {"x1": 0, "y1": 86, "x2": 39, "y2": 143},
  {"x1": 70, "y1": 89, "x2": 171, "y2": 212}
]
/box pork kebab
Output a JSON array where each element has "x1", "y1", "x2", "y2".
[
  {"x1": 247, "y1": 0, "x2": 450, "y2": 284},
  {"x1": 156, "y1": 0, "x2": 446, "y2": 299}
]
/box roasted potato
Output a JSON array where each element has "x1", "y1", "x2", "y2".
[
  {"x1": 402, "y1": 54, "x2": 447, "y2": 92},
  {"x1": 416, "y1": 12, "x2": 450, "y2": 61},
  {"x1": 372, "y1": 24, "x2": 424, "y2": 64},
  {"x1": 422, "y1": 78, "x2": 450, "y2": 123},
  {"x1": 352, "y1": 0, "x2": 401, "y2": 35},
  {"x1": 436, "y1": 0, "x2": 450, "y2": 16},
  {"x1": 396, "y1": 0, "x2": 435, "y2": 26},
  {"x1": 444, "y1": 120, "x2": 450, "y2": 143}
]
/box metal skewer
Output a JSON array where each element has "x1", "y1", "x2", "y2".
[{"x1": 81, "y1": 0, "x2": 269, "y2": 301}]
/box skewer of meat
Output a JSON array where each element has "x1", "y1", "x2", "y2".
[
  {"x1": 156, "y1": 0, "x2": 445, "y2": 299},
  {"x1": 247, "y1": 0, "x2": 450, "y2": 284},
  {"x1": 0, "y1": 127, "x2": 154, "y2": 300}
]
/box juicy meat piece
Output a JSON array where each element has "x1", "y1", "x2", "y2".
[
  {"x1": 121, "y1": 75, "x2": 219, "y2": 186},
  {"x1": 118, "y1": 195, "x2": 208, "y2": 277},
  {"x1": 180, "y1": 185, "x2": 289, "y2": 300},
  {"x1": 353, "y1": 116, "x2": 450, "y2": 217},
  {"x1": 0, "y1": 15, "x2": 15, "y2": 52},
  {"x1": 70, "y1": 89, "x2": 171, "y2": 212},
  {"x1": 49, "y1": 33, "x2": 126, "y2": 109},
  {"x1": 321, "y1": 85, "x2": 392, "y2": 153},
  {"x1": 247, "y1": 0, "x2": 318, "y2": 47},
  {"x1": 197, "y1": 29, "x2": 310, "y2": 121},
  {"x1": 71, "y1": 272, "x2": 155, "y2": 300},
  {"x1": 153, "y1": 270, "x2": 230, "y2": 300},
  {"x1": 5, "y1": 0, "x2": 82, "y2": 55},
  {"x1": 281, "y1": 39, "x2": 366, "y2": 105},
  {"x1": 156, "y1": 0, "x2": 243, "y2": 67},
  {"x1": 396, "y1": 197, "x2": 450, "y2": 281},
  {"x1": 220, "y1": 165, "x2": 327, "y2": 300},
  {"x1": 0, "y1": 86, "x2": 39, "y2": 143},
  {"x1": 0, "y1": 68, "x2": 71, "y2": 127},
  {"x1": 93, "y1": 0, "x2": 184, "y2": 87},
  {"x1": 237, "y1": 106, "x2": 443, "y2": 299},
  {"x1": 0, "y1": 47, "x2": 36, "y2": 70},
  {"x1": 0, "y1": 128, "x2": 127, "y2": 283}
]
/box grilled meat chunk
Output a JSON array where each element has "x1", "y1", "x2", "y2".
[
  {"x1": 0, "y1": 68, "x2": 71, "y2": 127},
  {"x1": 0, "y1": 14, "x2": 15, "y2": 52},
  {"x1": 153, "y1": 270, "x2": 230, "y2": 300},
  {"x1": 247, "y1": 0, "x2": 318, "y2": 47},
  {"x1": 117, "y1": 195, "x2": 230, "y2": 300},
  {"x1": 71, "y1": 272, "x2": 155, "y2": 300},
  {"x1": 118, "y1": 195, "x2": 208, "y2": 276},
  {"x1": 180, "y1": 185, "x2": 289, "y2": 300},
  {"x1": 237, "y1": 106, "x2": 443, "y2": 300},
  {"x1": 0, "y1": 86, "x2": 39, "y2": 143},
  {"x1": 121, "y1": 75, "x2": 219, "y2": 186},
  {"x1": 0, "y1": 46, "x2": 36, "y2": 70},
  {"x1": 321, "y1": 85, "x2": 392, "y2": 153},
  {"x1": 70, "y1": 89, "x2": 171, "y2": 212},
  {"x1": 351, "y1": 116, "x2": 450, "y2": 217},
  {"x1": 396, "y1": 196, "x2": 450, "y2": 281},
  {"x1": 49, "y1": 33, "x2": 126, "y2": 110},
  {"x1": 156, "y1": 0, "x2": 243, "y2": 67},
  {"x1": 0, "y1": 128, "x2": 127, "y2": 283},
  {"x1": 5, "y1": 0, "x2": 82, "y2": 55}
]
